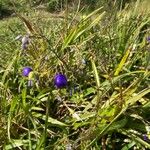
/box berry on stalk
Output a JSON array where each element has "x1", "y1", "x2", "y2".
[
  {"x1": 54, "y1": 73, "x2": 67, "y2": 88},
  {"x1": 22, "y1": 67, "x2": 32, "y2": 77}
]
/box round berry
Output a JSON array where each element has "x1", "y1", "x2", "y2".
[
  {"x1": 54, "y1": 74, "x2": 67, "y2": 88},
  {"x1": 143, "y1": 134, "x2": 149, "y2": 141},
  {"x1": 22, "y1": 67, "x2": 32, "y2": 77}
]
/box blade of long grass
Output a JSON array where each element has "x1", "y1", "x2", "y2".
[
  {"x1": 114, "y1": 48, "x2": 131, "y2": 76},
  {"x1": 61, "y1": 8, "x2": 105, "y2": 51},
  {"x1": 22, "y1": 88, "x2": 27, "y2": 108},
  {"x1": 91, "y1": 59, "x2": 100, "y2": 88},
  {"x1": 32, "y1": 112, "x2": 67, "y2": 127},
  {"x1": 119, "y1": 129, "x2": 150, "y2": 148},
  {"x1": 85, "y1": 87, "x2": 150, "y2": 149},
  {"x1": 74, "y1": 12, "x2": 105, "y2": 40},
  {"x1": 84, "y1": 106, "x2": 128, "y2": 149},
  {"x1": 16, "y1": 13, "x2": 35, "y2": 34},
  {"x1": 7, "y1": 96, "x2": 18, "y2": 140},
  {"x1": 126, "y1": 88, "x2": 150, "y2": 106},
  {"x1": 2, "y1": 50, "x2": 20, "y2": 83},
  {"x1": 4, "y1": 139, "x2": 29, "y2": 150}
]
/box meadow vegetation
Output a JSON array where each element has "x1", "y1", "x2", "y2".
[{"x1": 0, "y1": 0, "x2": 150, "y2": 149}]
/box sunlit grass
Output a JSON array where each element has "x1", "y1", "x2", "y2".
[{"x1": 0, "y1": 0, "x2": 150, "y2": 149}]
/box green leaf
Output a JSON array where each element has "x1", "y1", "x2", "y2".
[
  {"x1": 61, "y1": 8, "x2": 105, "y2": 51},
  {"x1": 84, "y1": 87, "x2": 96, "y2": 97},
  {"x1": 121, "y1": 141, "x2": 136, "y2": 150},
  {"x1": 22, "y1": 88, "x2": 27, "y2": 108},
  {"x1": 107, "y1": 118, "x2": 127, "y2": 131},
  {"x1": 126, "y1": 88, "x2": 150, "y2": 106},
  {"x1": 119, "y1": 129, "x2": 150, "y2": 149},
  {"x1": 31, "y1": 107, "x2": 44, "y2": 111},
  {"x1": 7, "y1": 96, "x2": 18, "y2": 140},
  {"x1": 91, "y1": 60, "x2": 100, "y2": 88},
  {"x1": 32, "y1": 112, "x2": 67, "y2": 127},
  {"x1": 4, "y1": 139, "x2": 29, "y2": 150},
  {"x1": 2, "y1": 50, "x2": 20, "y2": 83},
  {"x1": 114, "y1": 48, "x2": 131, "y2": 76}
]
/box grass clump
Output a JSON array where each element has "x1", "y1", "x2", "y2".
[{"x1": 0, "y1": 0, "x2": 150, "y2": 149}]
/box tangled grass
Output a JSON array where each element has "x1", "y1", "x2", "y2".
[{"x1": 0, "y1": 0, "x2": 150, "y2": 149}]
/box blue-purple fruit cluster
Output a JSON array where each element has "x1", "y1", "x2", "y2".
[{"x1": 22, "y1": 67, "x2": 67, "y2": 88}]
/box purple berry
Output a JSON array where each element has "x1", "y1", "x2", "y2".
[
  {"x1": 22, "y1": 67, "x2": 32, "y2": 77},
  {"x1": 54, "y1": 74, "x2": 67, "y2": 88},
  {"x1": 143, "y1": 134, "x2": 148, "y2": 141},
  {"x1": 21, "y1": 43, "x2": 28, "y2": 50},
  {"x1": 147, "y1": 37, "x2": 150, "y2": 42}
]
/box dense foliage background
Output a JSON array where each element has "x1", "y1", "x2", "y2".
[{"x1": 0, "y1": 0, "x2": 150, "y2": 149}]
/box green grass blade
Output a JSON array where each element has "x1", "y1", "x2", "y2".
[
  {"x1": 91, "y1": 59, "x2": 100, "y2": 88},
  {"x1": 126, "y1": 88, "x2": 150, "y2": 106},
  {"x1": 119, "y1": 129, "x2": 150, "y2": 149},
  {"x1": 7, "y1": 96, "x2": 18, "y2": 140},
  {"x1": 32, "y1": 112, "x2": 67, "y2": 127},
  {"x1": 114, "y1": 48, "x2": 131, "y2": 76},
  {"x1": 4, "y1": 139, "x2": 29, "y2": 150}
]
